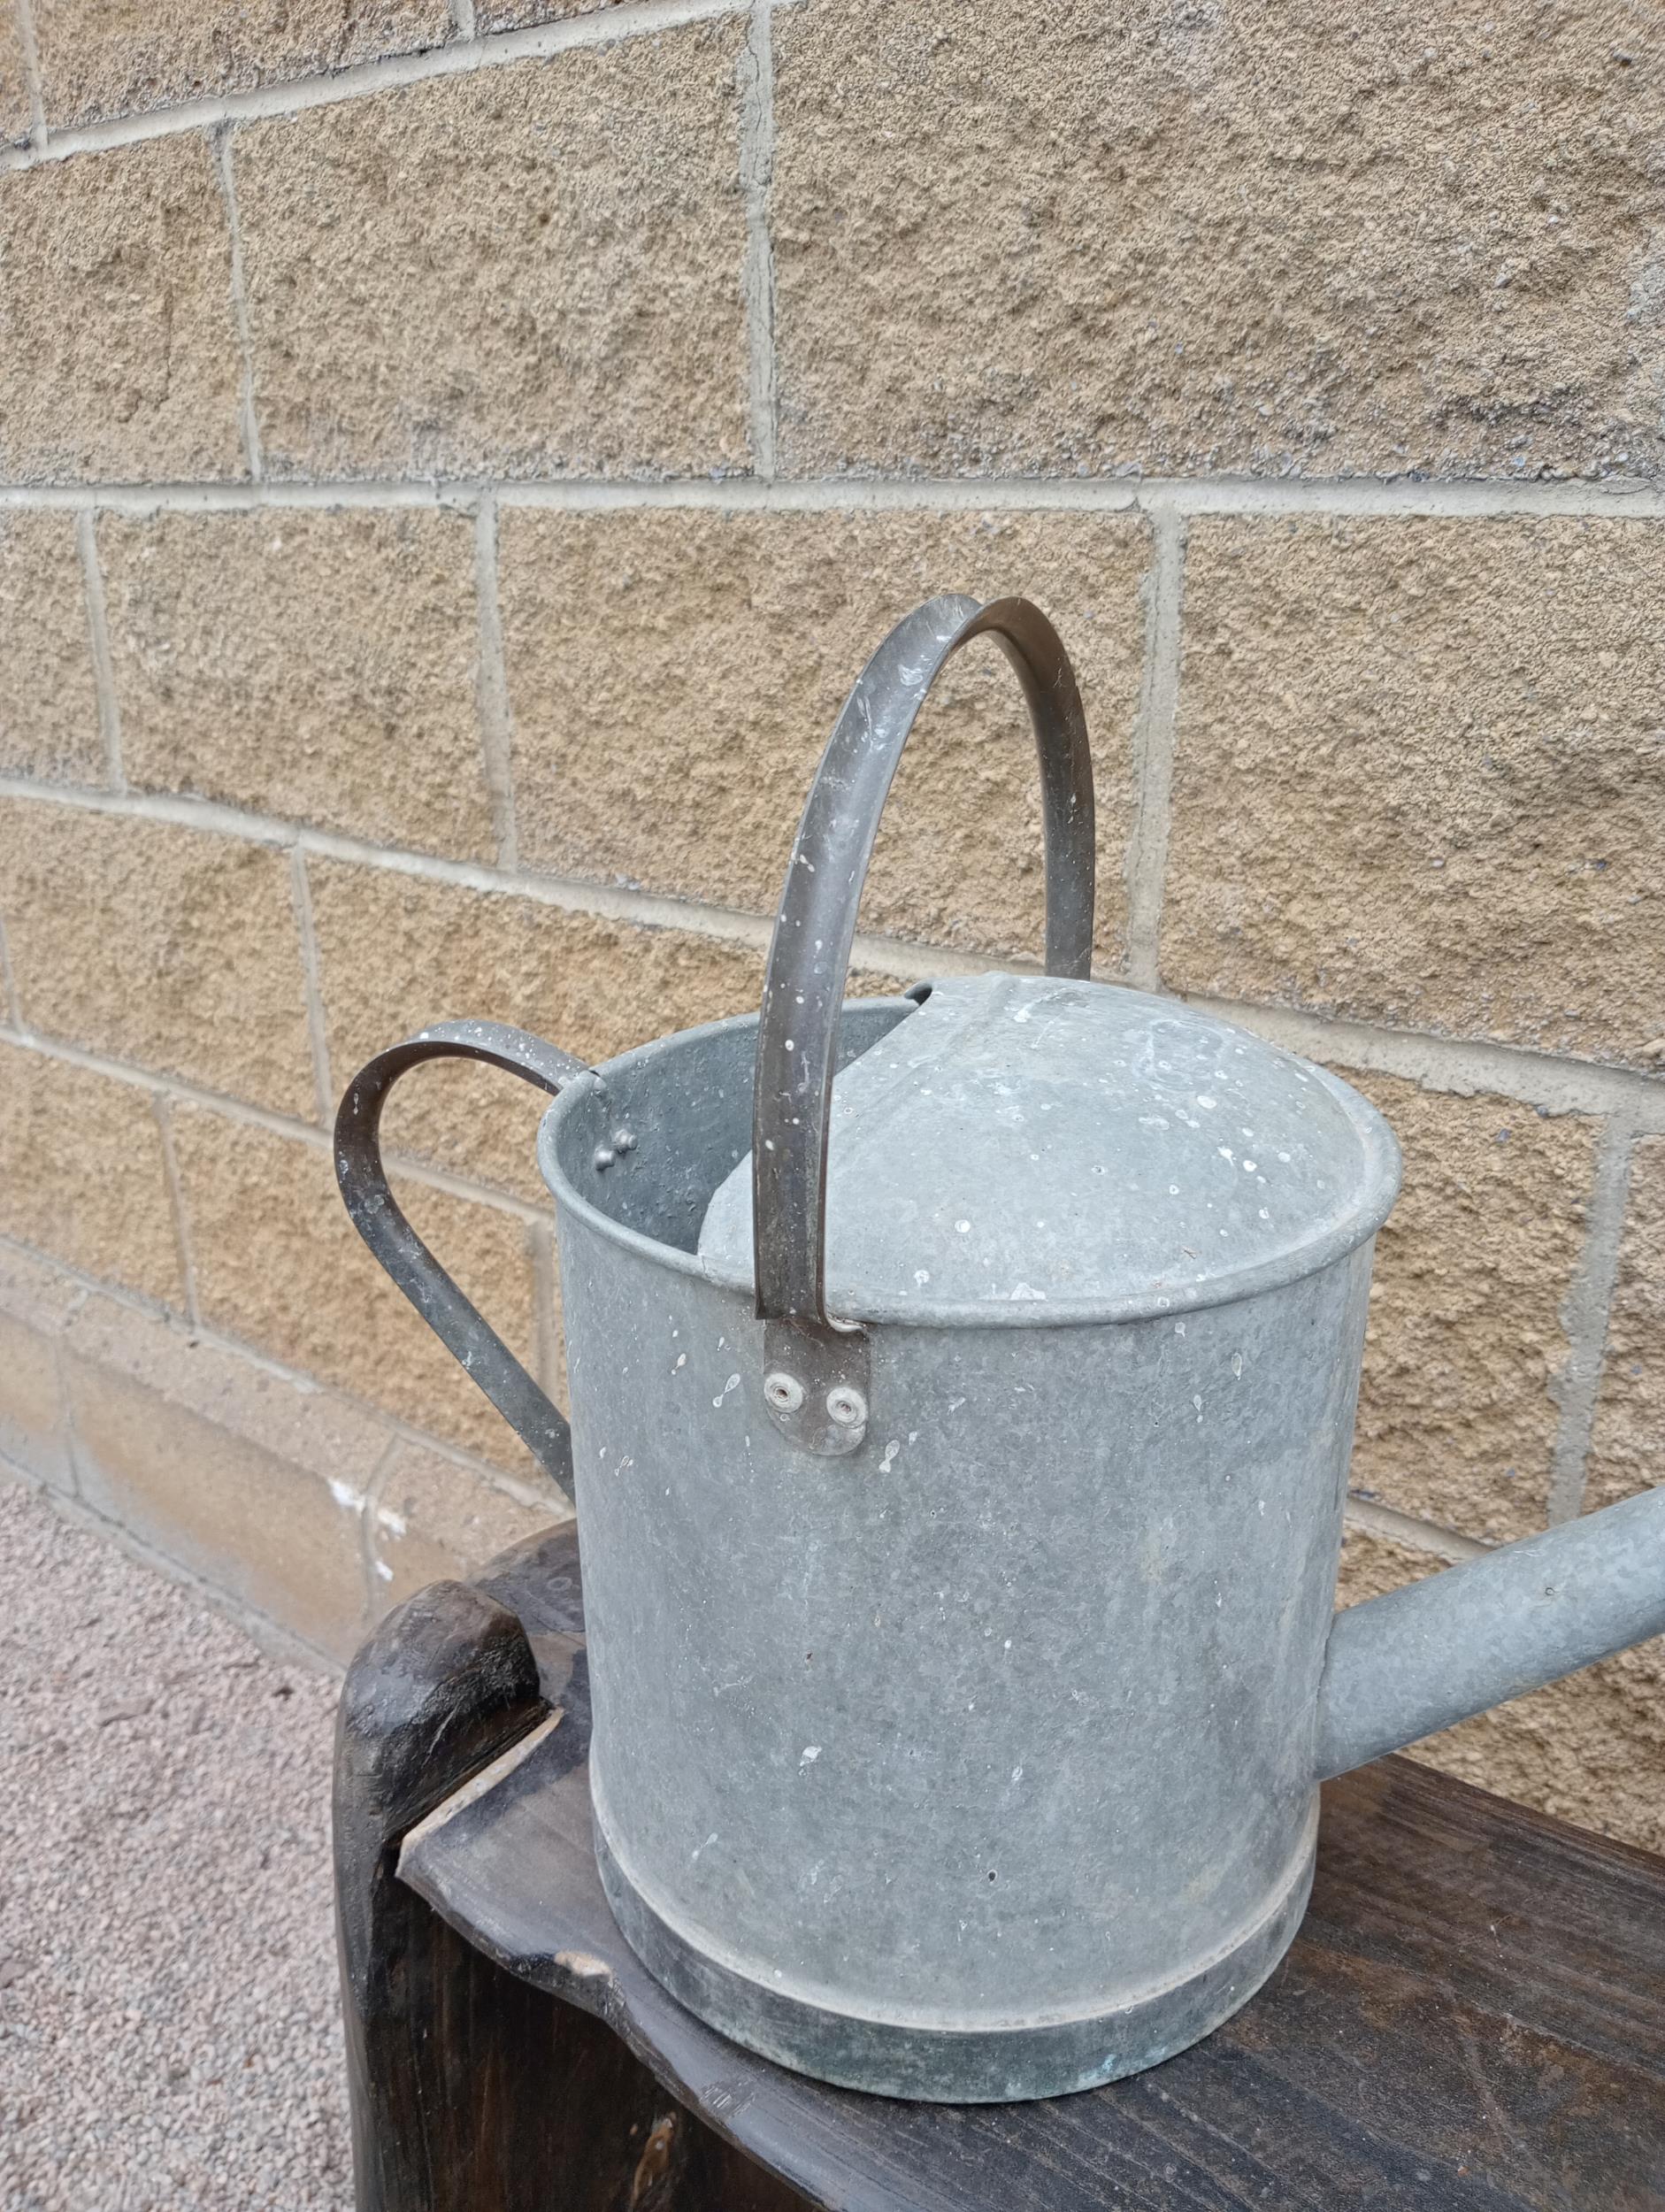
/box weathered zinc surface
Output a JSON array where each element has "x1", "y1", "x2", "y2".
[{"x1": 0, "y1": 0, "x2": 1660, "y2": 1849}]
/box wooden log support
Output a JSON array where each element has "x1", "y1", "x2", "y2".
[{"x1": 334, "y1": 1528, "x2": 802, "y2": 2212}]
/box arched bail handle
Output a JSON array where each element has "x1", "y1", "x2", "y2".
[
  {"x1": 334, "y1": 1020, "x2": 586, "y2": 1500},
  {"x1": 752, "y1": 594, "x2": 1096, "y2": 1455}
]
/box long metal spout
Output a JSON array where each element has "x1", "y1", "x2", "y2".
[{"x1": 1314, "y1": 1486, "x2": 1665, "y2": 1782}]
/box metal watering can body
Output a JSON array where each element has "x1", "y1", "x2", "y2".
[{"x1": 336, "y1": 596, "x2": 1665, "y2": 2102}]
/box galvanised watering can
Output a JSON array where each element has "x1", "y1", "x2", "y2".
[{"x1": 337, "y1": 595, "x2": 1665, "y2": 2102}]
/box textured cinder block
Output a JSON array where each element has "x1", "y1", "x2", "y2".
[
  {"x1": 308, "y1": 859, "x2": 774, "y2": 1199},
  {"x1": 476, "y1": 0, "x2": 617, "y2": 27},
  {"x1": 0, "y1": 801, "x2": 316, "y2": 1117},
  {"x1": 772, "y1": 2, "x2": 1665, "y2": 480},
  {"x1": 234, "y1": 29, "x2": 750, "y2": 480},
  {"x1": 170, "y1": 1099, "x2": 539, "y2": 1471},
  {"x1": 0, "y1": 515, "x2": 101, "y2": 783},
  {"x1": 1163, "y1": 517, "x2": 1665, "y2": 1065},
  {"x1": 0, "y1": 1246, "x2": 84, "y2": 1490},
  {"x1": 1347, "y1": 1074, "x2": 1597, "y2": 1545},
  {"x1": 0, "y1": 11, "x2": 32, "y2": 151},
  {"x1": 0, "y1": 134, "x2": 244, "y2": 483},
  {"x1": 0, "y1": 1041, "x2": 185, "y2": 1306},
  {"x1": 101, "y1": 510, "x2": 495, "y2": 857},
  {"x1": 368, "y1": 1442, "x2": 558, "y2": 1614},
  {"x1": 31, "y1": 0, "x2": 450, "y2": 127},
  {"x1": 1585, "y1": 1135, "x2": 1665, "y2": 1512},
  {"x1": 499, "y1": 507, "x2": 1147, "y2": 964},
  {"x1": 1338, "y1": 1525, "x2": 1665, "y2": 1855},
  {"x1": 63, "y1": 1293, "x2": 384, "y2": 1662}
]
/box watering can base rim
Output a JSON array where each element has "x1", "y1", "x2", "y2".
[{"x1": 592, "y1": 1792, "x2": 1318, "y2": 2102}]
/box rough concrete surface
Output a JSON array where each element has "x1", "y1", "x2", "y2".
[
  {"x1": 0, "y1": 517, "x2": 102, "y2": 785},
  {"x1": 0, "y1": 1478, "x2": 350, "y2": 2211},
  {"x1": 498, "y1": 506, "x2": 1147, "y2": 968},
  {"x1": 1163, "y1": 516, "x2": 1665, "y2": 1065},
  {"x1": 233, "y1": 28, "x2": 750, "y2": 480},
  {"x1": 1586, "y1": 1134, "x2": 1665, "y2": 1511},
  {"x1": 0, "y1": 6, "x2": 31, "y2": 144},
  {"x1": 1347, "y1": 1073, "x2": 1597, "y2": 1545},
  {"x1": 102, "y1": 510, "x2": 496, "y2": 861},
  {"x1": 0, "y1": 1042, "x2": 186, "y2": 1310},
  {"x1": 309, "y1": 859, "x2": 769, "y2": 1202},
  {"x1": 31, "y1": 0, "x2": 449, "y2": 128},
  {"x1": 772, "y1": 0, "x2": 1665, "y2": 480},
  {"x1": 0, "y1": 135, "x2": 245, "y2": 485},
  {"x1": 0, "y1": 803, "x2": 317, "y2": 1121},
  {"x1": 309, "y1": 856, "x2": 908, "y2": 1202},
  {"x1": 168, "y1": 1097, "x2": 540, "y2": 1474}
]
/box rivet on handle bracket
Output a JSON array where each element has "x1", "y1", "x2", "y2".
[{"x1": 762, "y1": 1320, "x2": 871, "y2": 1457}]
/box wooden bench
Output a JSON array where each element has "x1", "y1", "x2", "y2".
[{"x1": 334, "y1": 1526, "x2": 1665, "y2": 2211}]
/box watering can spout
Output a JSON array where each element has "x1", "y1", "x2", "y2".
[{"x1": 1314, "y1": 1486, "x2": 1665, "y2": 1783}]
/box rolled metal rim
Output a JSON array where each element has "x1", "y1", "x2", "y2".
[
  {"x1": 538, "y1": 999, "x2": 1403, "y2": 1332},
  {"x1": 590, "y1": 1771, "x2": 1319, "y2": 2101}
]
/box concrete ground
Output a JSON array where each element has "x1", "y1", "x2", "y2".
[{"x1": 0, "y1": 1478, "x2": 351, "y2": 2211}]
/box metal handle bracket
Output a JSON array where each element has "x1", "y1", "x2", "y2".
[
  {"x1": 334, "y1": 1019, "x2": 585, "y2": 1498},
  {"x1": 752, "y1": 594, "x2": 1096, "y2": 1455}
]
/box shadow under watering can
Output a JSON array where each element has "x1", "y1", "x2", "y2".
[{"x1": 334, "y1": 594, "x2": 1665, "y2": 2103}]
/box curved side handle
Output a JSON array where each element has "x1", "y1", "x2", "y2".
[
  {"x1": 753, "y1": 593, "x2": 1095, "y2": 1455},
  {"x1": 334, "y1": 1020, "x2": 585, "y2": 1500},
  {"x1": 1314, "y1": 1484, "x2": 1665, "y2": 1781}
]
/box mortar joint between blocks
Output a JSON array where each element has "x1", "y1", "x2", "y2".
[
  {"x1": 740, "y1": 0, "x2": 779, "y2": 480},
  {"x1": 1546, "y1": 1117, "x2": 1638, "y2": 1525},
  {"x1": 286, "y1": 848, "x2": 335, "y2": 1126},
  {"x1": 472, "y1": 493, "x2": 522, "y2": 871},
  {"x1": 151, "y1": 1092, "x2": 203, "y2": 1327},
  {"x1": 0, "y1": 1020, "x2": 565, "y2": 1228},
  {"x1": 9, "y1": 472, "x2": 1665, "y2": 526},
  {"x1": 0, "y1": 0, "x2": 750, "y2": 175},
  {"x1": 0, "y1": 917, "x2": 21, "y2": 1030},
  {"x1": 75, "y1": 511, "x2": 126, "y2": 791},
  {"x1": 4, "y1": 770, "x2": 1665, "y2": 1131},
  {"x1": 1124, "y1": 510, "x2": 1186, "y2": 992},
  {"x1": 211, "y1": 124, "x2": 265, "y2": 485},
  {"x1": 1341, "y1": 1495, "x2": 1488, "y2": 1567}
]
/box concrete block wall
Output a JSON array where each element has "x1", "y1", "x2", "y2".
[{"x1": 0, "y1": 0, "x2": 1661, "y2": 1847}]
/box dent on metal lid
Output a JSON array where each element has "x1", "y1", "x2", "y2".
[{"x1": 697, "y1": 972, "x2": 1401, "y2": 1325}]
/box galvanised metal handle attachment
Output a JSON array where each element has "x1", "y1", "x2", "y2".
[
  {"x1": 334, "y1": 1019, "x2": 584, "y2": 1499},
  {"x1": 753, "y1": 594, "x2": 1095, "y2": 1455}
]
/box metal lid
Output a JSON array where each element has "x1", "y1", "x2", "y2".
[{"x1": 698, "y1": 973, "x2": 1400, "y2": 1325}]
